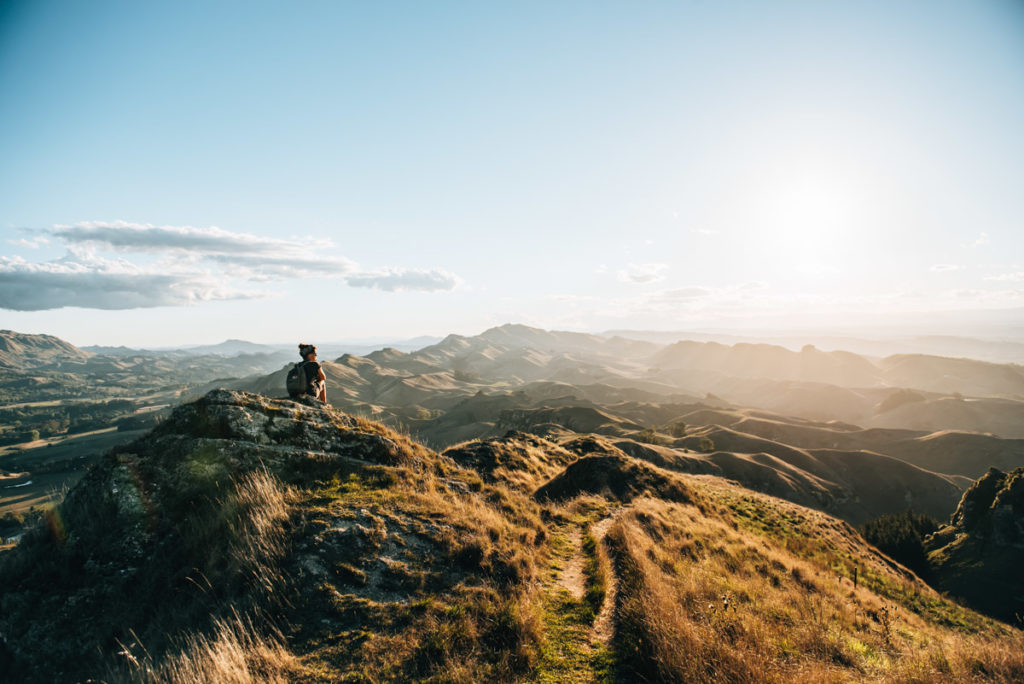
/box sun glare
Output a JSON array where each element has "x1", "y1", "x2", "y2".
[{"x1": 759, "y1": 172, "x2": 856, "y2": 275}]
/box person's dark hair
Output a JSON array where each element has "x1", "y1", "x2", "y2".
[{"x1": 299, "y1": 343, "x2": 317, "y2": 360}]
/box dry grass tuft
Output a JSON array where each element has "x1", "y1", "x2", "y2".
[
  {"x1": 111, "y1": 613, "x2": 303, "y2": 684},
  {"x1": 227, "y1": 469, "x2": 293, "y2": 594},
  {"x1": 355, "y1": 584, "x2": 545, "y2": 682}
]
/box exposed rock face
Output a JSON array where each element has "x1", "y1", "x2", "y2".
[
  {"x1": 948, "y1": 467, "x2": 1024, "y2": 545},
  {"x1": 927, "y1": 466, "x2": 1024, "y2": 624}
]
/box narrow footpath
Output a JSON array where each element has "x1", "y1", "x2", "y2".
[{"x1": 536, "y1": 509, "x2": 621, "y2": 683}]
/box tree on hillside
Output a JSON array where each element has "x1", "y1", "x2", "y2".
[
  {"x1": 666, "y1": 421, "x2": 687, "y2": 438},
  {"x1": 860, "y1": 510, "x2": 938, "y2": 578},
  {"x1": 636, "y1": 428, "x2": 667, "y2": 446}
]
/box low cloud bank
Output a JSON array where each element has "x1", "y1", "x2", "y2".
[{"x1": 0, "y1": 221, "x2": 460, "y2": 310}]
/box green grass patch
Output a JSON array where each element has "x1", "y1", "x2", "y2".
[
  {"x1": 537, "y1": 589, "x2": 614, "y2": 684},
  {"x1": 716, "y1": 490, "x2": 996, "y2": 635},
  {"x1": 535, "y1": 523, "x2": 616, "y2": 683},
  {"x1": 581, "y1": 532, "x2": 605, "y2": 618}
]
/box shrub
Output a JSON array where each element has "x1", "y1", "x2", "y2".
[
  {"x1": 635, "y1": 429, "x2": 667, "y2": 446},
  {"x1": 665, "y1": 421, "x2": 687, "y2": 438}
]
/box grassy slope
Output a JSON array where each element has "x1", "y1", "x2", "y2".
[
  {"x1": 1, "y1": 391, "x2": 1021, "y2": 683},
  {"x1": 605, "y1": 476, "x2": 1023, "y2": 683}
]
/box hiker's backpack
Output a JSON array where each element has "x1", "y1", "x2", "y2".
[{"x1": 286, "y1": 362, "x2": 310, "y2": 398}]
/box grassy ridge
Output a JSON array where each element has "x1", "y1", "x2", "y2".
[{"x1": 1, "y1": 391, "x2": 1021, "y2": 682}]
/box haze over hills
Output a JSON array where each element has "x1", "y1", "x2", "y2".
[
  {"x1": 608, "y1": 329, "x2": 1024, "y2": 365},
  {"x1": 2, "y1": 324, "x2": 1022, "y2": 528},
  {"x1": 82, "y1": 336, "x2": 446, "y2": 360},
  {"x1": 2, "y1": 324, "x2": 1023, "y2": 535},
  {"x1": 220, "y1": 324, "x2": 1024, "y2": 441}
]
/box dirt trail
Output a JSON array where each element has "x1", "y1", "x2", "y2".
[
  {"x1": 553, "y1": 513, "x2": 620, "y2": 645},
  {"x1": 589, "y1": 516, "x2": 617, "y2": 645},
  {"x1": 537, "y1": 510, "x2": 625, "y2": 683},
  {"x1": 558, "y1": 528, "x2": 587, "y2": 600}
]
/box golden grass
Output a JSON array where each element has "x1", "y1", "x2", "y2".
[
  {"x1": 606, "y1": 491, "x2": 1024, "y2": 683},
  {"x1": 353, "y1": 584, "x2": 545, "y2": 682},
  {"x1": 284, "y1": 448, "x2": 550, "y2": 681},
  {"x1": 227, "y1": 469, "x2": 293, "y2": 594},
  {"x1": 112, "y1": 613, "x2": 304, "y2": 684}
]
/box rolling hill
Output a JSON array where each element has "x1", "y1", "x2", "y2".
[
  {"x1": 1, "y1": 390, "x2": 1020, "y2": 683},
  {"x1": 0, "y1": 330, "x2": 92, "y2": 369}
]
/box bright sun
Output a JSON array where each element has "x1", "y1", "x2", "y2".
[{"x1": 761, "y1": 173, "x2": 855, "y2": 275}]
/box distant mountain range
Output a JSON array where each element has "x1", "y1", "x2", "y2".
[
  {"x1": 607, "y1": 330, "x2": 1024, "y2": 364},
  {"x1": 220, "y1": 323, "x2": 1024, "y2": 439}
]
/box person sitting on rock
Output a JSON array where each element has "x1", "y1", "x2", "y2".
[{"x1": 287, "y1": 343, "x2": 327, "y2": 402}]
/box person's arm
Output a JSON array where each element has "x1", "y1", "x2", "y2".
[{"x1": 317, "y1": 367, "x2": 327, "y2": 402}]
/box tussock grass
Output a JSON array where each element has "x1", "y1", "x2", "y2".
[
  {"x1": 110, "y1": 613, "x2": 303, "y2": 684},
  {"x1": 353, "y1": 585, "x2": 544, "y2": 682},
  {"x1": 226, "y1": 469, "x2": 293, "y2": 594},
  {"x1": 606, "y1": 489, "x2": 1024, "y2": 683},
  {"x1": 282, "y1": 435, "x2": 550, "y2": 681},
  {"x1": 442, "y1": 433, "x2": 578, "y2": 492}
]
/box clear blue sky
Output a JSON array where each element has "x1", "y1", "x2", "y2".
[{"x1": 1, "y1": 1, "x2": 1022, "y2": 345}]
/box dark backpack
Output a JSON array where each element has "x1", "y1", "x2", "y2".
[{"x1": 286, "y1": 362, "x2": 310, "y2": 398}]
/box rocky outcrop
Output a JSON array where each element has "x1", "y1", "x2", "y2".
[
  {"x1": 926, "y1": 467, "x2": 1024, "y2": 624},
  {"x1": 0, "y1": 390, "x2": 541, "y2": 682},
  {"x1": 949, "y1": 467, "x2": 1024, "y2": 544}
]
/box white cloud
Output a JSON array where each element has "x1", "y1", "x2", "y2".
[
  {"x1": 6, "y1": 237, "x2": 48, "y2": 249},
  {"x1": 973, "y1": 232, "x2": 990, "y2": 247},
  {"x1": 346, "y1": 268, "x2": 461, "y2": 292},
  {"x1": 616, "y1": 262, "x2": 668, "y2": 284},
  {"x1": 953, "y1": 288, "x2": 1024, "y2": 305},
  {"x1": 207, "y1": 253, "x2": 358, "y2": 279},
  {"x1": 650, "y1": 287, "x2": 713, "y2": 302},
  {"x1": 0, "y1": 221, "x2": 463, "y2": 309},
  {"x1": 543, "y1": 279, "x2": 1024, "y2": 329},
  {"x1": 0, "y1": 253, "x2": 257, "y2": 311},
  {"x1": 985, "y1": 272, "x2": 1024, "y2": 282},
  {"x1": 48, "y1": 220, "x2": 332, "y2": 256},
  {"x1": 929, "y1": 264, "x2": 962, "y2": 272}
]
